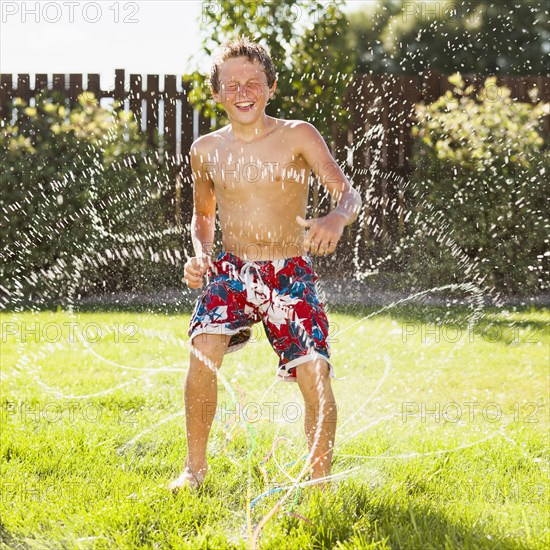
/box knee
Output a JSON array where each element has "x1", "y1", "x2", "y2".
[
  {"x1": 190, "y1": 333, "x2": 228, "y2": 370},
  {"x1": 296, "y1": 358, "x2": 333, "y2": 392}
]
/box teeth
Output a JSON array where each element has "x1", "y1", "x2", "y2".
[{"x1": 236, "y1": 102, "x2": 254, "y2": 107}]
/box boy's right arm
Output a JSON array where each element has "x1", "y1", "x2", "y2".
[
  {"x1": 183, "y1": 139, "x2": 216, "y2": 289},
  {"x1": 190, "y1": 138, "x2": 216, "y2": 259}
]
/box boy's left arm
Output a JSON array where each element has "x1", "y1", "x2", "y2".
[{"x1": 296, "y1": 122, "x2": 363, "y2": 256}]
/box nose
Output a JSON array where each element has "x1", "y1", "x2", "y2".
[{"x1": 238, "y1": 83, "x2": 252, "y2": 99}]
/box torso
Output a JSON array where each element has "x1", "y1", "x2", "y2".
[{"x1": 200, "y1": 118, "x2": 310, "y2": 261}]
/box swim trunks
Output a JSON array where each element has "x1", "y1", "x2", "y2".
[{"x1": 188, "y1": 251, "x2": 339, "y2": 383}]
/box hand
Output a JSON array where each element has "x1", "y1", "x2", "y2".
[
  {"x1": 296, "y1": 212, "x2": 345, "y2": 256},
  {"x1": 182, "y1": 256, "x2": 213, "y2": 289}
]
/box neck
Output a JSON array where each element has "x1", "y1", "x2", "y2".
[{"x1": 229, "y1": 113, "x2": 271, "y2": 142}]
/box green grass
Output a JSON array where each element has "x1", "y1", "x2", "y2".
[{"x1": 1, "y1": 305, "x2": 548, "y2": 549}]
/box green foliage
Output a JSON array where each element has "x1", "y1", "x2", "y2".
[
  {"x1": 405, "y1": 75, "x2": 549, "y2": 295},
  {"x1": 349, "y1": 0, "x2": 549, "y2": 75},
  {"x1": 185, "y1": 0, "x2": 354, "y2": 140},
  {"x1": 0, "y1": 91, "x2": 177, "y2": 305}
]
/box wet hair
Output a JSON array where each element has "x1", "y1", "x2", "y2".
[{"x1": 209, "y1": 36, "x2": 277, "y2": 94}]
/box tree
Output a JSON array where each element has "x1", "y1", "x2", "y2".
[
  {"x1": 185, "y1": 0, "x2": 355, "y2": 140},
  {"x1": 348, "y1": 0, "x2": 549, "y2": 75}
]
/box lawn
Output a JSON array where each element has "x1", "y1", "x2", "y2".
[{"x1": 1, "y1": 304, "x2": 548, "y2": 549}]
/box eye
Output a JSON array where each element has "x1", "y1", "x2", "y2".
[{"x1": 223, "y1": 83, "x2": 239, "y2": 93}]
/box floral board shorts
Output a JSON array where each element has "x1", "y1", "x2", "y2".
[{"x1": 188, "y1": 251, "x2": 340, "y2": 383}]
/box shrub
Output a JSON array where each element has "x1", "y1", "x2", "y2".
[
  {"x1": 404, "y1": 74, "x2": 549, "y2": 296},
  {"x1": 0, "y1": 90, "x2": 179, "y2": 307}
]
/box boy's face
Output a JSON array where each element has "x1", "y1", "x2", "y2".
[{"x1": 212, "y1": 56, "x2": 276, "y2": 123}]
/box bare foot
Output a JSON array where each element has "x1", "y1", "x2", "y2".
[{"x1": 168, "y1": 465, "x2": 207, "y2": 493}]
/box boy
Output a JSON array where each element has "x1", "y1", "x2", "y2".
[{"x1": 169, "y1": 37, "x2": 362, "y2": 492}]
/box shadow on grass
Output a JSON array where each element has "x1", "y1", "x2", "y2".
[
  {"x1": 0, "y1": 521, "x2": 30, "y2": 549},
  {"x1": 288, "y1": 481, "x2": 533, "y2": 550},
  {"x1": 367, "y1": 499, "x2": 528, "y2": 549},
  {"x1": 2, "y1": 301, "x2": 548, "y2": 342},
  {"x1": 1, "y1": 300, "x2": 196, "y2": 316},
  {"x1": 326, "y1": 303, "x2": 549, "y2": 335}
]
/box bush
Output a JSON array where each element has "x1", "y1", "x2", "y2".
[
  {"x1": 403, "y1": 74, "x2": 549, "y2": 297},
  {"x1": 0, "y1": 90, "x2": 180, "y2": 308}
]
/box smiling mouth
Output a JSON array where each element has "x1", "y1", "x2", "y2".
[{"x1": 235, "y1": 101, "x2": 255, "y2": 112}]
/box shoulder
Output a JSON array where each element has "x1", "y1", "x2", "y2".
[
  {"x1": 281, "y1": 119, "x2": 324, "y2": 143},
  {"x1": 281, "y1": 119, "x2": 319, "y2": 134},
  {"x1": 278, "y1": 120, "x2": 326, "y2": 155},
  {"x1": 190, "y1": 127, "x2": 229, "y2": 156}
]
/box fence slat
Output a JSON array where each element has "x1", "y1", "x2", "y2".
[
  {"x1": 378, "y1": 75, "x2": 389, "y2": 247},
  {"x1": 0, "y1": 74, "x2": 13, "y2": 118},
  {"x1": 359, "y1": 75, "x2": 375, "y2": 247},
  {"x1": 146, "y1": 74, "x2": 159, "y2": 146},
  {"x1": 114, "y1": 69, "x2": 125, "y2": 104},
  {"x1": 52, "y1": 74, "x2": 65, "y2": 95},
  {"x1": 68, "y1": 74, "x2": 83, "y2": 105},
  {"x1": 129, "y1": 74, "x2": 142, "y2": 128},
  {"x1": 87, "y1": 74, "x2": 101, "y2": 99},
  {"x1": 198, "y1": 109, "x2": 210, "y2": 136},
  {"x1": 180, "y1": 80, "x2": 195, "y2": 226},
  {"x1": 400, "y1": 76, "x2": 421, "y2": 236},
  {"x1": 163, "y1": 74, "x2": 179, "y2": 224},
  {"x1": 35, "y1": 74, "x2": 48, "y2": 94},
  {"x1": 181, "y1": 80, "x2": 194, "y2": 157},
  {"x1": 164, "y1": 75, "x2": 177, "y2": 160},
  {"x1": 16, "y1": 74, "x2": 31, "y2": 103}
]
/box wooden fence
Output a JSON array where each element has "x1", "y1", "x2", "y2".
[{"x1": 1, "y1": 69, "x2": 548, "y2": 254}]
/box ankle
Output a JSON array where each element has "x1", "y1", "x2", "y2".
[
  {"x1": 184, "y1": 457, "x2": 208, "y2": 474},
  {"x1": 310, "y1": 467, "x2": 330, "y2": 482}
]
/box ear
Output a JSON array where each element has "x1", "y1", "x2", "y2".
[
  {"x1": 269, "y1": 80, "x2": 277, "y2": 99},
  {"x1": 210, "y1": 85, "x2": 221, "y2": 104}
]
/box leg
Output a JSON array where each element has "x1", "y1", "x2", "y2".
[
  {"x1": 295, "y1": 358, "x2": 338, "y2": 488},
  {"x1": 169, "y1": 332, "x2": 229, "y2": 492}
]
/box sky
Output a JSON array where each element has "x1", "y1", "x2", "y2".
[
  {"x1": 1, "y1": 1, "x2": 368, "y2": 90},
  {"x1": 1, "y1": 1, "x2": 209, "y2": 89}
]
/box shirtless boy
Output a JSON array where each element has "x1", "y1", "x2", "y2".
[{"x1": 169, "y1": 37, "x2": 362, "y2": 492}]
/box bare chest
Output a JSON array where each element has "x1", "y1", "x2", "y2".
[{"x1": 205, "y1": 141, "x2": 310, "y2": 195}]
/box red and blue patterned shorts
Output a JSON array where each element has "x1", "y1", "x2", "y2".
[{"x1": 188, "y1": 251, "x2": 338, "y2": 383}]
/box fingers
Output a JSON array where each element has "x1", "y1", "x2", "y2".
[
  {"x1": 299, "y1": 216, "x2": 339, "y2": 255},
  {"x1": 308, "y1": 238, "x2": 322, "y2": 256},
  {"x1": 318, "y1": 241, "x2": 337, "y2": 256},
  {"x1": 183, "y1": 278, "x2": 202, "y2": 288},
  {"x1": 182, "y1": 256, "x2": 212, "y2": 288},
  {"x1": 188, "y1": 256, "x2": 210, "y2": 275},
  {"x1": 302, "y1": 222, "x2": 338, "y2": 256},
  {"x1": 181, "y1": 269, "x2": 204, "y2": 288},
  {"x1": 186, "y1": 266, "x2": 204, "y2": 279},
  {"x1": 303, "y1": 237, "x2": 338, "y2": 256},
  {"x1": 302, "y1": 222, "x2": 318, "y2": 254}
]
